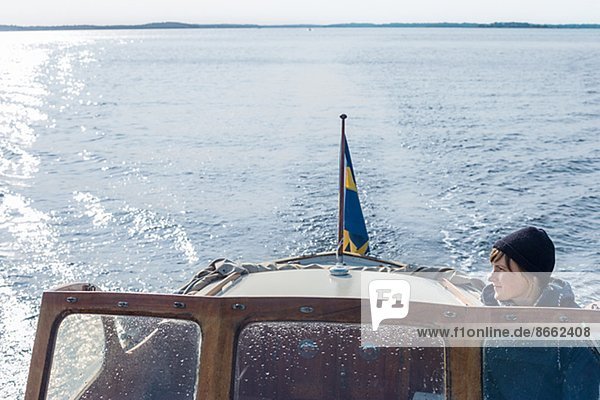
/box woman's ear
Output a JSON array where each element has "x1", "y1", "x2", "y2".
[
  {"x1": 527, "y1": 273, "x2": 539, "y2": 288},
  {"x1": 523, "y1": 272, "x2": 542, "y2": 300}
]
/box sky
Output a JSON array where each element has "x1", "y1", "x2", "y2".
[{"x1": 1, "y1": 0, "x2": 599, "y2": 26}]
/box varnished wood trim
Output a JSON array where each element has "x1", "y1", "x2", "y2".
[
  {"x1": 26, "y1": 290, "x2": 599, "y2": 400},
  {"x1": 441, "y1": 278, "x2": 480, "y2": 306},
  {"x1": 448, "y1": 347, "x2": 482, "y2": 400},
  {"x1": 25, "y1": 294, "x2": 69, "y2": 400},
  {"x1": 205, "y1": 272, "x2": 242, "y2": 296}
]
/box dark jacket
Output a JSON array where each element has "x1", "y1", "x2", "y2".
[{"x1": 481, "y1": 279, "x2": 600, "y2": 400}]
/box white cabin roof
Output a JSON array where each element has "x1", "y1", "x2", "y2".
[{"x1": 195, "y1": 269, "x2": 478, "y2": 306}]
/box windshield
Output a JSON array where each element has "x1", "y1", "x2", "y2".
[
  {"x1": 234, "y1": 322, "x2": 446, "y2": 400},
  {"x1": 46, "y1": 314, "x2": 201, "y2": 400}
]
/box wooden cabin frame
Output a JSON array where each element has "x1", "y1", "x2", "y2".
[{"x1": 26, "y1": 283, "x2": 597, "y2": 399}]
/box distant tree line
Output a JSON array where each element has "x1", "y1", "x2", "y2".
[{"x1": 1, "y1": 21, "x2": 599, "y2": 32}]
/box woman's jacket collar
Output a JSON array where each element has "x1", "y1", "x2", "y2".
[{"x1": 481, "y1": 278, "x2": 578, "y2": 308}]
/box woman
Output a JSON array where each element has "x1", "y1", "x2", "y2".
[{"x1": 481, "y1": 227, "x2": 599, "y2": 400}]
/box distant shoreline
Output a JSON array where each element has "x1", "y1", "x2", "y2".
[{"x1": 1, "y1": 21, "x2": 599, "y2": 32}]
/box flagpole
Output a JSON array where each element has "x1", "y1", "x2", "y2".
[{"x1": 336, "y1": 114, "x2": 347, "y2": 261}]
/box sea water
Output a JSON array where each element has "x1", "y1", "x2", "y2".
[{"x1": 1, "y1": 28, "x2": 599, "y2": 397}]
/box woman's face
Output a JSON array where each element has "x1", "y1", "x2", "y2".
[{"x1": 488, "y1": 256, "x2": 530, "y2": 301}]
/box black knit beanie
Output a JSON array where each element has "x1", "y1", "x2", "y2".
[{"x1": 493, "y1": 227, "x2": 555, "y2": 273}]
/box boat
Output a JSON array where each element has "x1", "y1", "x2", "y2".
[{"x1": 24, "y1": 116, "x2": 599, "y2": 400}]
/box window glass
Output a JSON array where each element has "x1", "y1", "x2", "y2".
[
  {"x1": 47, "y1": 314, "x2": 201, "y2": 400},
  {"x1": 234, "y1": 322, "x2": 445, "y2": 400}
]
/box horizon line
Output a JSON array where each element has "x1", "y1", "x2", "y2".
[{"x1": 2, "y1": 21, "x2": 600, "y2": 32}]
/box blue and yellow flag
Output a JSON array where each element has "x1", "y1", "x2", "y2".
[{"x1": 343, "y1": 136, "x2": 369, "y2": 255}]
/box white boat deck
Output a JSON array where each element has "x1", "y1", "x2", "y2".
[{"x1": 195, "y1": 268, "x2": 481, "y2": 306}]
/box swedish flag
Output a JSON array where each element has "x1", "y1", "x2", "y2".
[{"x1": 343, "y1": 136, "x2": 369, "y2": 255}]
